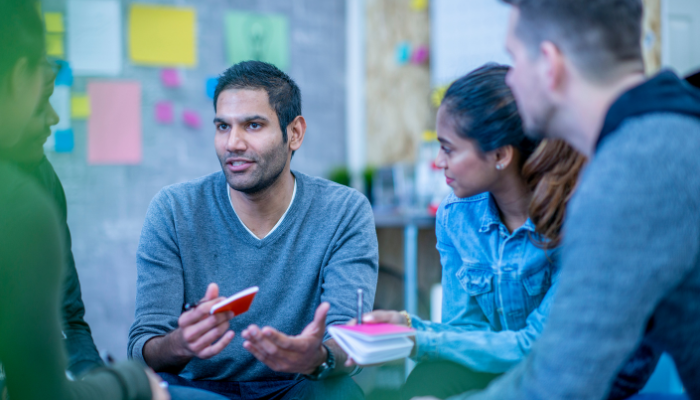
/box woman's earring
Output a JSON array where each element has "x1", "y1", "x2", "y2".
[{"x1": 496, "y1": 164, "x2": 503, "y2": 170}]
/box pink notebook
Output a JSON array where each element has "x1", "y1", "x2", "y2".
[{"x1": 334, "y1": 323, "x2": 415, "y2": 337}]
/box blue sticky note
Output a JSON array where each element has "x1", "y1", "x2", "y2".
[
  {"x1": 206, "y1": 77, "x2": 219, "y2": 99},
  {"x1": 395, "y1": 42, "x2": 411, "y2": 66},
  {"x1": 54, "y1": 129, "x2": 74, "y2": 153},
  {"x1": 54, "y1": 60, "x2": 73, "y2": 86}
]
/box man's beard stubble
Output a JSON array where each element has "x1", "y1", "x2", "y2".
[{"x1": 220, "y1": 142, "x2": 289, "y2": 195}]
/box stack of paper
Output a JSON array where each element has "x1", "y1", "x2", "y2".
[{"x1": 329, "y1": 323, "x2": 416, "y2": 365}]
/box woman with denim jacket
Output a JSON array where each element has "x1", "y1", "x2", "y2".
[{"x1": 348, "y1": 64, "x2": 659, "y2": 400}]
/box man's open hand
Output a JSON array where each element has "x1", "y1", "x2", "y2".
[
  {"x1": 242, "y1": 302, "x2": 330, "y2": 375},
  {"x1": 173, "y1": 283, "x2": 235, "y2": 359}
]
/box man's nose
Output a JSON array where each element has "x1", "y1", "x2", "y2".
[{"x1": 226, "y1": 127, "x2": 247, "y2": 152}]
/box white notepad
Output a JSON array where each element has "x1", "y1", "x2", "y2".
[{"x1": 329, "y1": 323, "x2": 416, "y2": 365}]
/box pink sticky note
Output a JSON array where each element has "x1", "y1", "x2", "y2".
[
  {"x1": 182, "y1": 109, "x2": 201, "y2": 129},
  {"x1": 155, "y1": 101, "x2": 173, "y2": 124},
  {"x1": 87, "y1": 81, "x2": 142, "y2": 165},
  {"x1": 411, "y1": 45, "x2": 429, "y2": 64},
  {"x1": 161, "y1": 68, "x2": 180, "y2": 87}
]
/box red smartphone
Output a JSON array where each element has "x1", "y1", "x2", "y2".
[{"x1": 210, "y1": 286, "x2": 259, "y2": 315}]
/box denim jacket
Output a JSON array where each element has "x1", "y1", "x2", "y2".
[{"x1": 411, "y1": 192, "x2": 559, "y2": 374}]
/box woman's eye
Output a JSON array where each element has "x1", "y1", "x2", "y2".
[{"x1": 441, "y1": 146, "x2": 451, "y2": 154}]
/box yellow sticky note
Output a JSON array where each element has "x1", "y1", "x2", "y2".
[
  {"x1": 71, "y1": 95, "x2": 91, "y2": 119},
  {"x1": 129, "y1": 4, "x2": 196, "y2": 67},
  {"x1": 431, "y1": 85, "x2": 448, "y2": 108},
  {"x1": 46, "y1": 33, "x2": 64, "y2": 58},
  {"x1": 45, "y1": 12, "x2": 64, "y2": 33},
  {"x1": 410, "y1": 0, "x2": 429, "y2": 12}
]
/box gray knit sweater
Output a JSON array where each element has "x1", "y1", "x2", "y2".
[{"x1": 128, "y1": 171, "x2": 378, "y2": 382}]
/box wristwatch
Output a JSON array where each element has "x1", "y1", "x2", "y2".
[{"x1": 304, "y1": 343, "x2": 335, "y2": 380}]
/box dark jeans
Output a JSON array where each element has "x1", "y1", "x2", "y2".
[
  {"x1": 169, "y1": 385, "x2": 230, "y2": 400},
  {"x1": 159, "y1": 372, "x2": 364, "y2": 400},
  {"x1": 399, "y1": 361, "x2": 500, "y2": 400}
]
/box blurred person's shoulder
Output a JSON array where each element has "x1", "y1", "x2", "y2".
[
  {"x1": 0, "y1": 161, "x2": 62, "y2": 253},
  {"x1": 596, "y1": 112, "x2": 700, "y2": 178},
  {"x1": 0, "y1": 161, "x2": 52, "y2": 207}
]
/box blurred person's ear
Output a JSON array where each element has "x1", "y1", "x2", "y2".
[
  {"x1": 539, "y1": 41, "x2": 567, "y2": 102},
  {"x1": 0, "y1": 57, "x2": 43, "y2": 147}
]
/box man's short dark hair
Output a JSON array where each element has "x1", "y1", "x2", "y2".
[
  {"x1": 503, "y1": 0, "x2": 644, "y2": 82},
  {"x1": 214, "y1": 61, "x2": 301, "y2": 143},
  {"x1": 0, "y1": 0, "x2": 45, "y2": 85}
]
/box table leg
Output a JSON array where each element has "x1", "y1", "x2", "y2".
[{"x1": 403, "y1": 224, "x2": 418, "y2": 378}]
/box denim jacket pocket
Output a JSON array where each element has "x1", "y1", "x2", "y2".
[
  {"x1": 457, "y1": 265, "x2": 494, "y2": 295},
  {"x1": 522, "y1": 265, "x2": 552, "y2": 296},
  {"x1": 456, "y1": 265, "x2": 495, "y2": 320}
]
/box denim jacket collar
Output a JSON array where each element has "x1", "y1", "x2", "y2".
[{"x1": 474, "y1": 193, "x2": 536, "y2": 235}]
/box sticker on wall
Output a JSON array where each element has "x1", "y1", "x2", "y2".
[
  {"x1": 431, "y1": 85, "x2": 448, "y2": 108},
  {"x1": 410, "y1": 0, "x2": 429, "y2": 12},
  {"x1": 155, "y1": 101, "x2": 174, "y2": 124},
  {"x1": 182, "y1": 109, "x2": 201, "y2": 129},
  {"x1": 160, "y1": 68, "x2": 181, "y2": 87},
  {"x1": 67, "y1": 0, "x2": 122, "y2": 76},
  {"x1": 225, "y1": 11, "x2": 289, "y2": 71},
  {"x1": 129, "y1": 4, "x2": 196, "y2": 67},
  {"x1": 46, "y1": 33, "x2": 65, "y2": 58},
  {"x1": 411, "y1": 45, "x2": 429, "y2": 65},
  {"x1": 54, "y1": 129, "x2": 74, "y2": 153},
  {"x1": 206, "y1": 77, "x2": 218, "y2": 99},
  {"x1": 71, "y1": 94, "x2": 91, "y2": 119},
  {"x1": 88, "y1": 81, "x2": 142, "y2": 164},
  {"x1": 44, "y1": 12, "x2": 65, "y2": 32},
  {"x1": 395, "y1": 42, "x2": 411, "y2": 66},
  {"x1": 54, "y1": 60, "x2": 73, "y2": 86}
]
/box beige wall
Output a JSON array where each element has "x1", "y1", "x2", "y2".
[
  {"x1": 643, "y1": 0, "x2": 662, "y2": 75},
  {"x1": 365, "y1": 0, "x2": 431, "y2": 167},
  {"x1": 364, "y1": 1, "x2": 661, "y2": 167}
]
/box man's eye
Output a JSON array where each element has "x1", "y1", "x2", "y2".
[
  {"x1": 249, "y1": 122, "x2": 260, "y2": 129},
  {"x1": 217, "y1": 124, "x2": 229, "y2": 130}
]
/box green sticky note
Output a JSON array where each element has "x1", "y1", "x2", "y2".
[{"x1": 225, "y1": 11, "x2": 289, "y2": 71}]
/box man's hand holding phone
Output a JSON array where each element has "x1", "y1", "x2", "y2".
[
  {"x1": 143, "y1": 283, "x2": 235, "y2": 372},
  {"x1": 174, "y1": 283, "x2": 236, "y2": 359}
]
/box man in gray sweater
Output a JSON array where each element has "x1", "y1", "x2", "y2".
[
  {"x1": 419, "y1": 1, "x2": 700, "y2": 399},
  {"x1": 128, "y1": 61, "x2": 378, "y2": 399}
]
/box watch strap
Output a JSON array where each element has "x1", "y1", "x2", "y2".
[{"x1": 304, "y1": 343, "x2": 335, "y2": 380}]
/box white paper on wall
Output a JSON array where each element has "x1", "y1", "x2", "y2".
[
  {"x1": 431, "y1": 0, "x2": 512, "y2": 86},
  {"x1": 67, "y1": 0, "x2": 123, "y2": 76}
]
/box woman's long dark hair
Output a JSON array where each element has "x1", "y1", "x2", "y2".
[
  {"x1": 523, "y1": 139, "x2": 587, "y2": 249},
  {"x1": 441, "y1": 64, "x2": 586, "y2": 248},
  {"x1": 441, "y1": 63, "x2": 539, "y2": 161}
]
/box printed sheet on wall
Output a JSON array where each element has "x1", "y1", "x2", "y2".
[{"x1": 431, "y1": 0, "x2": 512, "y2": 86}]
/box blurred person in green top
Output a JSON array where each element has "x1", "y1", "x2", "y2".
[
  {"x1": 0, "y1": 59, "x2": 107, "y2": 380},
  {"x1": 0, "y1": 1, "x2": 170, "y2": 399}
]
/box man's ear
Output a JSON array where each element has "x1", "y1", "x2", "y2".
[
  {"x1": 539, "y1": 41, "x2": 567, "y2": 99},
  {"x1": 287, "y1": 115, "x2": 306, "y2": 152}
]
